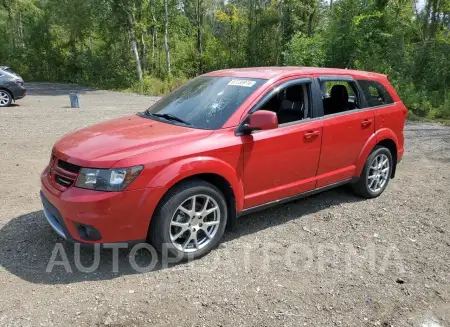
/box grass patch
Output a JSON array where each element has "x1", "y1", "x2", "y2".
[
  {"x1": 408, "y1": 111, "x2": 450, "y2": 126},
  {"x1": 125, "y1": 76, "x2": 189, "y2": 96}
]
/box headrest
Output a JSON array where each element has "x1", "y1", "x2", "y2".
[
  {"x1": 285, "y1": 85, "x2": 303, "y2": 102},
  {"x1": 280, "y1": 99, "x2": 303, "y2": 111},
  {"x1": 330, "y1": 85, "x2": 349, "y2": 102},
  {"x1": 281, "y1": 99, "x2": 293, "y2": 111}
]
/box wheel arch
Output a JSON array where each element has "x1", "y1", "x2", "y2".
[
  {"x1": 147, "y1": 157, "x2": 244, "y2": 231},
  {"x1": 0, "y1": 88, "x2": 13, "y2": 100},
  {"x1": 355, "y1": 129, "x2": 399, "y2": 178},
  {"x1": 165, "y1": 173, "x2": 238, "y2": 231},
  {"x1": 376, "y1": 138, "x2": 397, "y2": 178}
]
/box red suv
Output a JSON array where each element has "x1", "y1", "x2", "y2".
[{"x1": 41, "y1": 67, "x2": 406, "y2": 259}]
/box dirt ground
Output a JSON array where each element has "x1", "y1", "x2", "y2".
[{"x1": 0, "y1": 83, "x2": 449, "y2": 327}]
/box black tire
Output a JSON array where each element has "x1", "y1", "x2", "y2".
[
  {"x1": 149, "y1": 179, "x2": 228, "y2": 260},
  {"x1": 0, "y1": 89, "x2": 12, "y2": 107},
  {"x1": 352, "y1": 146, "x2": 393, "y2": 199}
]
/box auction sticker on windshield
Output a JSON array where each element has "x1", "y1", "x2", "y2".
[{"x1": 228, "y1": 79, "x2": 256, "y2": 87}]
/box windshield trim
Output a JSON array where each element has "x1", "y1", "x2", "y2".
[{"x1": 136, "y1": 112, "x2": 214, "y2": 130}]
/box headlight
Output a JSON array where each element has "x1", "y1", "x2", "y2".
[{"x1": 75, "y1": 166, "x2": 143, "y2": 191}]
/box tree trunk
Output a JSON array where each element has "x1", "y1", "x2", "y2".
[
  {"x1": 275, "y1": 0, "x2": 284, "y2": 65},
  {"x1": 430, "y1": 0, "x2": 440, "y2": 38},
  {"x1": 247, "y1": 0, "x2": 254, "y2": 66},
  {"x1": 424, "y1": 0, "x2": 432, "y2": 39},
  {"x1": 137, "y1": 0, "x2": 146, "y2": 73},
  {"x1": 150, "y1": 0, "x2": 157, "y2": 73},
  {"x1": 197, "y1": 0, "x2": 203, "y2": 74},
  {"x1": 159, "y1": 33, "x2": 162, "y2": 76},
  {"x1": 19, "y1": 12, "x2": 24, "y2": 47},
  {"x1": 137, "y1": 0, "x2": 142, "y2": 21},
  {"x1": 308, "y1": 7, "x2": 316, "y2": 37},
  {"x1": 163, "y1": 0, "x2": 171, "y2": 76},
  {"x1": 127, "y1": 11, "x2": 143, "y2": 82},
  {"x1": 141, "y1": 33, "x2": 147, "y2": 72},
  {"x1": 152, "y1": 28, "x2": 157, "y2": 72},
  {"x1": 229, "y1": 20, "x2": 233, "y2": 67}
]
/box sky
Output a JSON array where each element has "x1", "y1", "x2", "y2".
[{"x1": 417, "y1": 0, "x2": 426, "y2": 10}]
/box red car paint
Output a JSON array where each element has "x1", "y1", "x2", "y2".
[{"x1": 41, "y1": 67, "x2": 406, "y2": 243}]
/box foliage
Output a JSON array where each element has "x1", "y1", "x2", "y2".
[
  {"x1": 127, "y1": 75, "x2": 188, "y2": 95},
  {"x1": 0, "y1": 0, "x2": 449, "y2": 118},
  {"x1": 284, "y1": 33, "x2": 326, "y2": 67}
]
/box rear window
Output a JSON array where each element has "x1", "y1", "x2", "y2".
[
  {"x1": 1, "y1": 67, "x2": 20, "y2": 78},
  {"x1": 4, "y1": 68, "x2": 16, "y2": 74},
  {"x1": 358, "y1": 80, "x2": 394, "y2": 107}
]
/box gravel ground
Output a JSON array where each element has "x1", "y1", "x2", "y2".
[{"x1": 0, "y1": 83, "x2": 449, "y2": 327}]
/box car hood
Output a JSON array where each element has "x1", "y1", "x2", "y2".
[{"x1": 53, "y1": 115, "x2": 212, "y2": 168}]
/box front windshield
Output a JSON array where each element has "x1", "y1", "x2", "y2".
[{"x1": 142, "y1": 76, "x2": 266, "y2": 129}]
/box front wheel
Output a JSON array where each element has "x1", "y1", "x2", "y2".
[
  {"x1": 352, "y1": 146, "x2": 393, "y2": 198},
  {"x1": 149, "y1": 180, "x2": 228, "y2": 260},
  {"x1": 0, "y1": 90, "x2": 12, "y2": 107}
]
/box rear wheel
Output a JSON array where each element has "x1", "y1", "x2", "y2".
[
  {"x1": 149, "y1": 180, "x2": 227, "y2": 260},
  {"x1": 0, "y1": 90, "x2": 12, "y2": 107},
  {"x1": 352, "y1": 146, "x2": 393, "y2": 198}
]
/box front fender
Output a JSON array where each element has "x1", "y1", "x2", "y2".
[
  {"x1": 355, "y1": 129, "x2": 399, "y2": 177},
  {"x1": 147, "y1": 156, "x2": 244, "y2": 211}
]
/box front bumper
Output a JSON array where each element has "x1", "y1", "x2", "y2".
[
  {"x1": 41, "y1": 192, "x2": 68, "y2": 240},
  {"x1": 40, "y1": 167, "x2": 162, "y2": 243}
]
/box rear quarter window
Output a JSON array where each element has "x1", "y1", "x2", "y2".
[{"x1": 357, "y1": 80, "x2": 394, "y2": 107}]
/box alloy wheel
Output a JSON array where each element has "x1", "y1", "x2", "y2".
[
  {"x1": 0, "y1": 91, "x2": 10, "y2": 106},
  {"x1": 367, "y1": 153, "x2": 390, "y2": 193},
  {"x1": 169, "y1": 194, "x2": 221, "y2": 253}
]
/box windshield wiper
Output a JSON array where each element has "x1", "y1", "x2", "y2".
[{"x1": 148, "y1": 112, "x2": 191, "y2": 126}]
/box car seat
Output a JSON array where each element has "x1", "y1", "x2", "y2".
[
  {"x1": 323, "y1": 84, "x2": 350, "y2": 115},
  {"x1": 277, "y1": 85, "x2": 304, "y2": 124}
]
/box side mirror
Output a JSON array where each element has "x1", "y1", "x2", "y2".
[{"x1": 245, "y1": 110, "x2": 278, "y2": 132}]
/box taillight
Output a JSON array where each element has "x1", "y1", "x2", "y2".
[{"x1": 401, "y1": 103, "x2": 408, "y2": 117}]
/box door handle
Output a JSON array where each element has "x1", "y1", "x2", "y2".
[
  {"x1": 304, "y1": 130, "x2": 320, "y2": 139},
  {"x1": 361, "y1": 119, "x2": 372, "y2": 127}
]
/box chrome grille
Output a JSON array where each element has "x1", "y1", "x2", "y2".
[
  {"x1": 55, "y1": 175, "x2": 73, "y2": 187},
  {"x1": 57, "y1": 159, "x2": 81, "y2": 174},
  {"x1": 49, "y1": 155, "x2": 81, "y2": 189}
]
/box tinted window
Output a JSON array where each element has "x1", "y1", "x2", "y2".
[
  {"x1": 1, "y1": 67, "x2": 20, "y2": 77},
  {"x1": 320, "y1": 80, "x2": 360, "y2": 115},
  {"x1": 258, "y1": 82, "x2": 311, "y2": 125},
  {"x1": 142, "y1": 76, "x2": 265, "y2": 129},
  {"x1": 4, "y1": 68, "x2": 16, "y2": 74},
  {"x1": 358, "y1": 80, "x2": 394, "y2": 107}
]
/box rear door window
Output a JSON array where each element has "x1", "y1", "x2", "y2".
[
  {"x1": 319, "y1": 79, "x2": 361, "y2": 116},
  {"x1": 357, "y1": 80, "x2": 394, "y2": 107}
]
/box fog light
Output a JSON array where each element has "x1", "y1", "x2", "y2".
[{"x1": 76, "y1": 223, "x2": 102, "y2": 241}]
